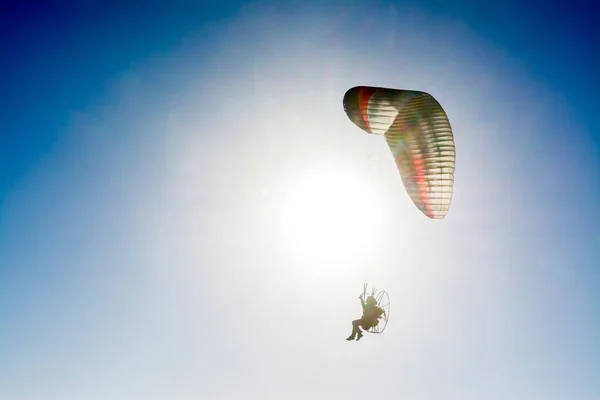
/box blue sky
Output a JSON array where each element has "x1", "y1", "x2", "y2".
[{"x1": 1, "y1": 1, "x2": 599, "y2": 399}]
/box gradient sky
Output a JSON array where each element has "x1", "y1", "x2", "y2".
[{"x1": 1, "y1": 1, "x2": 599, "y2": 399}]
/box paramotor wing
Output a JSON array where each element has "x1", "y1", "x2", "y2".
[{"x1": 343, "y1": 86, "x2": 456, "y2": 219}]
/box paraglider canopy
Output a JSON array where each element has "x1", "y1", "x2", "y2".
[{"x1": 343, "y1": 86, "x2": 456, "y2": 219}]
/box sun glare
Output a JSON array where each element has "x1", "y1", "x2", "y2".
[{"x1": 280, "y1": 168, "x2": 382, "y2": 269}]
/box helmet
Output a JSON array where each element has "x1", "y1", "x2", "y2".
[{"x1": 366, "y1": 296, "x2": 377, "y2": 306}]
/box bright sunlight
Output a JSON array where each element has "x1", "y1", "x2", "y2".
[{"x1": 279, "y1": 167, "x2": 382, "y2": 269}]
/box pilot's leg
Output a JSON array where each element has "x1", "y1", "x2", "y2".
[{"x1": 346, "y1": 319, "x2": 362, "y2": 341}]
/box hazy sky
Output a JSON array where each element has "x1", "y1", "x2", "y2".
[{"x1": 2, "y1": 1, "x2": 599, "y2": 399}]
